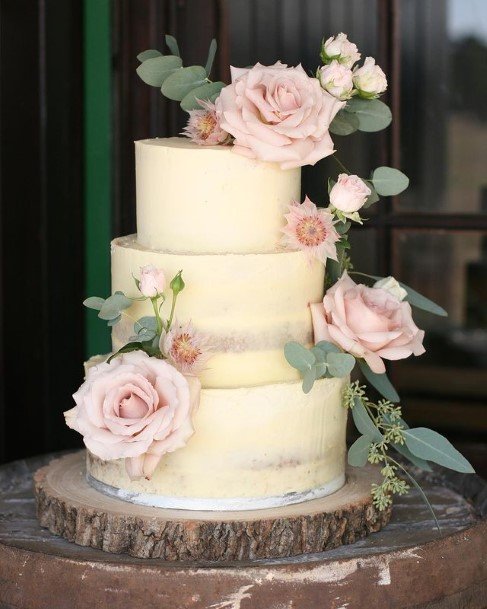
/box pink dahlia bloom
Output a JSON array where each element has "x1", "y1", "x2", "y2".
[
  {"x1": 161, "y1": 321, "x2": 213, "y2": 375},
  {"x1": 282, "y1": 196, "x2": 340, "y2": 263},
  {"x1": 310, "y1": 271, "x2": 425, "y2": 374},
  {"x1": 215, "y1": 62, "x2": 345, "y2": 169},
  {"x1": 182, "y1": 100, "x2": 230, "y2": 146},
  {"x1": 64, "y1": 351, "x2": 200, "y2": 480}
]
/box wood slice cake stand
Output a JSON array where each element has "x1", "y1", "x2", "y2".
[
  {"x1": 0, "y1": 451, "x2": 486, "y2": 609},
  {"x1": 34, "y1": 451, "x2": 390, "y2": 561}
]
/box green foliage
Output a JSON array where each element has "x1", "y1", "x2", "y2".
[
  {"x1": 98, "y1": 291, "x2": 132, "y2": 322},
  {"x1": 164, "y1": 34, "x2": 180, "y2": 57},
  {"x1": 136, "y1": 49, "x2": 162, "y2": 62},
  {"x1": 83, "y1": 296, "x2": 105, "y2": 311},
  {"x1": 180, "y1": 81, "x2": 225, "y2": 111},
  {"x1": 136, "y1": 55, "x2": 183, "y2": 87},
  {"x1": 363, "y1": 180, "x2": 380, "y2": 207},
  {"x1": 329, "y1": 110, "x2": 359, "y2": 136},
  {"x1": 344, "y1": 98, "x2": 392, "y2": 132},
  {"x1": 403, "y1": 428, "x2": 475, "y2": 473},
  {"x1": 351, "y1": 397, "x2": 383, "y2": 441},
  {"x1": 371, "y1": 166, "x2": 409, "y2": 196},
  {"x1": 327, "y1": 351, "x2": 356, "y2": 377},
  {"x1": 348, "y1": 435, "x2": 372, "y2": 467},
  {"x1": 204, "y1": 38, "x2": 217, "y2": 75},
  {"x1": 134, "y1": 316, "x2": 158, "y2": 342},
  {"x1": 357, "y1": 359, "x2": 400, "y2": 402},
  {"x1": 161, "y1": 66, "x2": 208, "y2": 101}
]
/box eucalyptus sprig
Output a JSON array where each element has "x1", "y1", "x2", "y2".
[{"x1": 136, "y1": 34, "x2": 226, "y2": 111}]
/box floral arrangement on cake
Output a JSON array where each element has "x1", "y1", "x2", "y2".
[{"x1": 66, "y1": 33, "x2": 474, "y2": 518}]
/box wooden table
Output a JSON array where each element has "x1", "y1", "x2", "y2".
[{"x1": 1, "y1": 452, "x2": 486, "y2": 609}]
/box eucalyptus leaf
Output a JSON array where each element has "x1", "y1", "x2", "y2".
[
  {"x1": 107, "y1": 342, "x2": 144, "y2": 363},
  {"x1": 137, "y1": 49, "x2": 162, "y2": 62},
  {"x1": 180, "y1": 81, "x2": 225, "y2": 111},
  {"x1": 357, "y1": 359, "x2": 400, "y2": 403},
  {"x1": 327, "y1": 177, "x2": 336, "y2": 194},
  {"x1": 111, "y1": 291, "x2": 132, "y2": 309},
  {"x1": 204, "y1": 38, "x2": 217, "y2": 75},
  {"x1": 329, "y1": 109, "x2": 359, "y2": 136},
  {"x1": 335, "y1": 221, "x2": 351, "y2": 235},
  {"x1": 284, "y1": 341, "x2": 316, "y2": 372},
  {"x1": 165, "y1": 34, "x2": 180, "y2": 57},
  {"x1": 136, "y1": 55, "x2": 183, "y2": 87},
  {"x1": 345, "y1": 98, "x2": 392, "y2": 132},
  {"x1": 107, "y1": 315, "x2": 121, "y2": 327},
  {"x1": 83, "y1": 296, "x2": 105, "y2": 311},
  {"x1": 392, "y1": 441, "x2": 432, "y2": 472},
  {"x1": 348, "y1": 435, "x2": 372, "y2": 467},
  {"x1": 363, "y1": 180, "x2": 380, "y2": 207},
  {"x1": 399, "y1": 282, "x2": 448, "y2": 317},
  {"x1": 327, "y1": 352, "x2": 356, "y2": 377},
  {"x1": 403, "y1": 428, "x2": 475, "y2": 473},
  {"x1": 134, "y1": 316, "x2": 158, "y2": 333},
  {"x1": 315, "y1": 341, "x2": 341, "y2": 354},
  {"x1": 161, "y1": 66, "x2": 207, "y2": 101},
  {"x1": 302, "y1": 367, "x2": 317, "y2": 394},
  {"x1": 352, "y1": 397, "x2": 383, "y2": 441},
  {"x1": 311, "y1": 346, "x2": 327, "y2": 363},
  {"x1": 371, "y1": 166, "x2": 409, "y2": 196}
]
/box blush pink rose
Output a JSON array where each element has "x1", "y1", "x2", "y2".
[
  {"x1": 329, "y1": 173, "x2": 371, "y2": 213},
  {"x1": 64, "y1": 351, "x2": 200, "y2": 479},
  {"x1": 215, "y1": 62, "x2": 345, "y2": 169},
  {"x1": 310, "y1": 271, "x2": 425, "y2": 373},
  {"x1": 139, "y1": 264, "x2": 166, "y2": 297}
]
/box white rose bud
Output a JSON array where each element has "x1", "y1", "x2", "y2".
[
  {"x1": 321, "y1": 33, "x2": 361, "y2": 69},
  {"x1": 139, "y1": 265, "x2": 166, "y2": 298},
  {"x1": 353, "y1": 57, "x2": 387, "y2": 99},
  {"x1": 374, "y1": 276, "x2": 408, "y2": 302},
  {"x1": 330, "y1": 174, "x2": 371, "y2": 213},
  {"x1": 319, "y1": 61, "x2": 354, "y2": 100}
]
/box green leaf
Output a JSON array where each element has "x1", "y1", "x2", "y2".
[
  {"x1": 137, "y1": 49, "x2": 162, "y2": 62},
  {"x1": 315, "y1": 341, "x2": 341, "y2": 354},
  {"x1": 204, "y1": 38, "x2": 217, "y2": 75},
  {"x1": 326, "y1": 352, "x2": 356, "y2": 377},
  {"x1": 165, "y1": 34, "x2": 180, "y2": 57},
  {"x1": 107, "y1": 315, "x2": 121, "y2": 327},
  {"x1": 399, "y1": 282, "x2": 448, "y2": 317},
  {"x1": 352, "y1": 397, "x2": 383, "y2": 441},
  {"x1": 363, "y1": 180, "x2": 380, "y2": 207},
  {"x1": 180, "y1": 81, "x2": 225, "y2": 111},
  {"x1": 302, "y1": 367, "x2": 317, "y2": 394},
  {"x1": 357, "y1": 359, "x2": 400, "y2": 403},
  {"x1": 161, "y1": 66, "x2": 207, "y2": 101},
  {"x1": 345, "y1": 98, "x2": 392, "y2": 132},
  {"x1": 392, "y1": 442, "x2": 432, "y2": 472},
  {"x1": 348, "y1": 435, "x2": 372, "y2": 467},
  {"x1": 335, "y1": 221, "x2": 351, "y2": 235},
  {"x1": 134, "y1": 316, "x2": 158, "y2": 342},
  {"x1": 311, "y1": 346, "x2": 327, "y2": 363},
  {"x1": 393, "y1": 460, "x2": 440, "y2": 531},
  {"x1": 136, "y1": 55, "x2": 183, "y2": 87},
  {"x1": 371, "y1": 166, "x2": 409, "y2": 196},
  {"x1": 327, "y1": 177, "x2": 336, "y2": 194},
  {"x1": 98, "y1": 292, "x2": 132, "y2": 321},
  {"x1": 284, "y1": 341, "x2": 316, "y2": 373},
  {"x1": 403, "y1": 428, "x2": 475, "y2": 473},
  {"x1": 83, "y1": 296, "x2": 105, "y2": 311},
  {"x1": 329, "y1": 109, "x2": 359, "y2": 136},
  {"x1": 107, "y1": 342, "x2": 144, "y2": 363}
]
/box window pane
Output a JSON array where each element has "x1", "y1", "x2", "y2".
[
  {"x1": 392, "y1": 230, "x2": 487, "y2": 433},
  {"x1": 399, "y1": 0, "x2": 487, "y2": 214}
]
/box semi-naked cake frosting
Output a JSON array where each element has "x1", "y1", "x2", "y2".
[{"x1": 87, "y1": 137, "x2": 348, "y2": 510}]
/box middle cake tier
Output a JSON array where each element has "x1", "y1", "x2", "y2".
[{"x1": 112, "y1": 235, "x2": 325, "y2": 388}]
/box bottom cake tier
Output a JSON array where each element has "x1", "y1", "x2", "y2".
[{"x1": 87, "y1": 376, "x2": 348, "y2": 511}]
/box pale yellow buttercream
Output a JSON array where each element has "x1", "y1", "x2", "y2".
[
  {"x1": 135, "y1": 137, "x2": 300, "y2": 254},
  {"x1": 111, "y1": 235, "x2": 325, "y2": 388},
  {"x1": 87, "y1": 376, "x2": 348, "y2": 501}
]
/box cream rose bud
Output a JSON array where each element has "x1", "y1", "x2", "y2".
[
  {"x1": 374, "y1": 276, "x2": 408, "y2": 302},
  {"x1": 321, "y1": 33, "x2": 361, "y2": 68},
  {"x1": 330, "y1": 174, "x2": 371, "y2": 213},
  {"x1": 319, "y1": 61, "x2": 354, "y2": 100},
  {"x1": 139, "y1": 264, "x2": 166, "y2": 297},
  {"x1": 353, "y1": 57, "x2": 387, "y2": 98}
]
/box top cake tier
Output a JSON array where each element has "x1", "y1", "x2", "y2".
[{"x1": 135, "y1": 137, "x2": 301, "y2": 254}]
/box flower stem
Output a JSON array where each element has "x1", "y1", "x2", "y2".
[
  {"x1": 151, "y1": 297, "x2": 163, "y2": 336},
  {"x1": 166, "y1": 292, "x2": 179, "y2": 332},
  {"x1": 332, "y1": 154, "x2": 353, "y2": 175}
]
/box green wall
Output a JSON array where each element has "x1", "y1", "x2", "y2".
[{"x1": 84, "y1": 0, "x2": 111, "y2": 357}]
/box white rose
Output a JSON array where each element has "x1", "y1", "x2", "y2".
[
  {"x1": 353, "y1": 57, "x2": 387, "y2": 98},
  {"x1": 319, "y1": 61, "x2": 354, "y2": 100},
  {"x1": 374, "y1": 276, "x2": 408, "y2": 301},
  {"x1": 139, "y1": 265, "x2": 166, "y2": 297},
  {"x1": 330, "y1": 173, "x2": 371, "y2": 213},
  {"x1": 322, "y1": 33, "x2": 361, "y2": 69}
]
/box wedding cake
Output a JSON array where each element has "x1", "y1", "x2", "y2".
[{"x1": 64, "y1": 32, "x2": 472, "y2": 523}]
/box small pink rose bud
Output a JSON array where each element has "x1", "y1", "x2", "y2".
[
  {"x1": 353, "y1": 57, "x2": 387, "y2": 99},
  {"x1": 321, "y1": 33, "x2": 361, "y2": 69},
  {"x1": 319, "y1": 61, "x2": 354, "y2": 100},
  {"x1": 330, "y1": 174, "x2": 371, "y2": 213},
  {"x1": 139, "y1": 265, "x2": 166, "y2": 298}
]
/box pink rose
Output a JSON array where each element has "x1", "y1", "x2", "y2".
[
  {"x1": 321, "y1": 33, "x2": 361, "y2": 69},
  {"x1": 64, "y1": 351, "x2": 200, "y2": 479},
  {"x1": 330, "y1": 173, "x2": 371, "y2": 213},
  {"x1": 215, "y1": 62, "x2": 345, "y2": 169},
  {"x1": 310, "y1": 271, "x2": 425, "y2": 374},
  {"x1": 139, "y1": 264, "x2": 166, "y2": 297},
  {"x1": 353, "y1": 57, "x2": 387, "y2": 99},
  {"x1": 318, "y1": 61, "x2": 354, "y2": 100}
]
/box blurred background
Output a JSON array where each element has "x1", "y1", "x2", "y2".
[{"x1": 0, "y1": 0, "x2": 486, "y2": 474}]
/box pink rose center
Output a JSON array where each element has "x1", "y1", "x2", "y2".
[
  {"x1": 295, "y1": 216, "x2": 328, "y2": 247},
  {"x1": 119, "y1": 392, "x2": 150, "y2": 419},
  {"x1": 171, "y1": 333, "x2": 201, "y2": 366}
]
